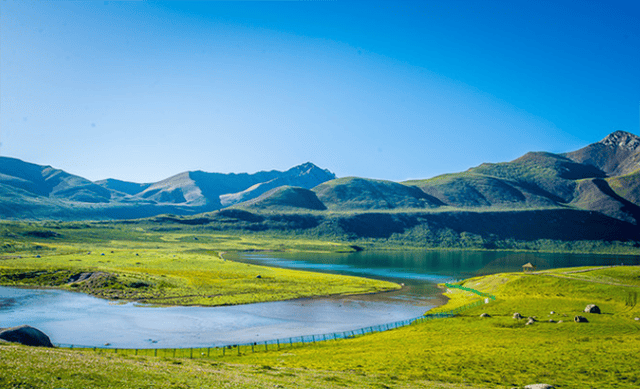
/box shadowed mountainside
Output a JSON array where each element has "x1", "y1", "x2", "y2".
[{"x1": 312, "y1": 177, "x2": 444, "y2": 211}]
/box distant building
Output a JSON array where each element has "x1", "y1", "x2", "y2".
[{"x1": 522, "y1": 262, "x2": 536, "y2": 272}]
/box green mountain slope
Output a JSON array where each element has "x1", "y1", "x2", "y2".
[
  {"x1": 312, "y1": 177, "x2": 443, "y2": 211},
  {"x1": 238, "y1": 186, "x2": 327, "y2": 211},
  {"x1": 0, "y1": 157, "x2": 112, "y2": 204},
  {"x1": 606, "y1": 170, "x2": 640, "y2": 204}
]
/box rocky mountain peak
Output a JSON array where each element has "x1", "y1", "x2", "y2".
[{"x1": 600, "y1": 131, "x2": 640, "y2": 151}]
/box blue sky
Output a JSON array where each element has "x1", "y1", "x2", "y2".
[{"x1": 1, "y1": 0, "x2": 639, "y2": 183}]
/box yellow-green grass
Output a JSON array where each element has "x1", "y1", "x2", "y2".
[
  {"x1": 0, "y1": 225, "x2": 398, "y2": 306},
  {"x1": 0, "y1": 343, "x2": 482, "y2": 389},
  {"x1": 219, "y1": 266, "x2": 640, "y2": 388}
]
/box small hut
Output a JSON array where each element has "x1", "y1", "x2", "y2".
[{"x1": 522, "y1": 262, "x2": 536, "y2": 272}]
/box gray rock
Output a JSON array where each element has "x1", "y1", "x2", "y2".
[
  {"x1": 548, "y1": 319, "x2": 555, "y2": 323},
  {"x1": 528, "y1": 316, "x2": 537, "y2": 322},
  {"x1": 574, "y1": 315, "x2": 589, "y2": 323},
  {"x1": 557, "y1": 320, "x2": 563, "y2": 323},
  {"x1": 584, "y1": 304, "x2": 601, "y2": 314},
  {"x1": 549, "y1": 311, "x2": 555, "y2": 315},
  {"x1": 0, "y1": 325, "x2": 54, "y2": 347},
  {"x1": 513, "y1": 312, "x2": 523, "y2": 320},
  {"x1": 524, "y1": 384, "x2": 555, "y2": 389},
  {"x1": 526, "y1": 318, "x2": 535, "y2": 325},
  {"x1": 480, "y1": 313, "x2": 491, "y2": 318},
  {"x1": 634, "y1": 317, "x2": 639, "y2": 321}
]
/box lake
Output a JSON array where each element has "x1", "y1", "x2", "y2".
[{"x1": 1, "y1": 250, "x2": 637, "y2": 348}]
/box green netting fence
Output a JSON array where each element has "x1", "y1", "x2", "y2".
[
  {"x1": 444, "y1": 282, "x2": 497, "y2": 300},
  {"x1": 55, "y1": 284, "x2": 495, "y2": 358}
]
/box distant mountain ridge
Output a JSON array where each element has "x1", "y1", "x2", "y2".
[
  {"x1": 0, "y1": 159, "x2": 335, "y2": 219},
  {"x1": 2, "y1": 131, "x2": 640, "y2": 228}
]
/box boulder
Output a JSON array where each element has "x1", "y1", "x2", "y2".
[
  {"x1": 480, "y1": 313, "x2": 491, "y2": 318},
  {"x1": 524, "y1": 384, "x2": 555, "y2": 389},
  {"x1": 526, "y1": 318, "x2": 535, "y2": 325},
  {"x1": 574, "y1": 315, "x2": 589, "y2": 323},
  {"x1": 513, "y1": 312, "x2": 523, "y2": 320},
  {"x1": 0, "y1": 325, "x2": 54, "y2": 347},
  {"x1": 584, "y1": 304, "x2": 601, "y2": 314}
]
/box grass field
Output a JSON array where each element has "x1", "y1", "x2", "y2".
[
  {"x1": 2, "y1": 265, "x2": 639, "y2": 388},
  {"x1": 0, "y1": 222, "x2": 398, "y2": 306},
  {"x1": 219, "y1": 266, "x2": 640, "y2": 388}
]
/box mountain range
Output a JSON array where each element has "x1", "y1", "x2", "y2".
[{"x1": 2, "y1": 131, "x2": 640, "y2": 233}]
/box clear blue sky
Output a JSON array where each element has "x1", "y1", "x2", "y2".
[{"x1": 2, "y1": 0, "x2": 639, "y2": 183}]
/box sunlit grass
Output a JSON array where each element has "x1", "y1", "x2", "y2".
[
  {"x1": 0, "y1": 223, "x2": 398, "y2": 306},
  {"x1": 222, "y1": 266, "x2": 640, "y2": 388}
]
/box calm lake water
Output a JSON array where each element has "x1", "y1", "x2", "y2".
[{"x1": 2, "y1": 250, "x2": 638, "y2": 348}]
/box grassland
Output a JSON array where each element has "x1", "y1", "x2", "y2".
[
  {"x1": 0, "y1": 221, "x2": 398, "y2": 306},
  {"x1": 2, "y1": 265, "x2": 639, "y2": 388},
  {"x1": 2, "y1": 220, "x2": 640, "y2": 388},
  {"x1": 219, "y1": 266, "x2": 640, "y2": 388}
]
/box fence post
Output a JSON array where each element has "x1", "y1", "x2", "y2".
[
  {"x1": 190, "y1": 348, "x2": 193, "y2": 359},
  {"x1": 238, "y1": 345, "x2": 241, "y2": 356},
  {"x1": 154, "y1": 349, "x2": 157, "y2": 357},
  {"x1": 277, "y1": 339, "x2": 280, "y2": 350},
  {"x1": 207, "y1": 347, "x2": 210, "y2": 357}
]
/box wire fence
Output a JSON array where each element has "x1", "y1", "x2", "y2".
[{"x1": 55, "y1": 285, "x2": 495, "y2": 358}]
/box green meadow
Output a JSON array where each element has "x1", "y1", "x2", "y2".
[
  {"x1": 220, "y1": 266, "x2": 640, "y2": 388},
  {"x1": 2, "y1": 265, "x2": 639, "y2": 388},
  {"x1": 0, "y1": 221, "x2": 398, "y2": 306}
]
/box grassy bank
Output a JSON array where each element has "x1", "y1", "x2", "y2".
[{"x1": 220, "y1": 266, "x2": 640, "y2": 388}]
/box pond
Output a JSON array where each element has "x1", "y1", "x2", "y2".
[{"x1": 2, "y1": 250, "x2": 637, "y2": 348}]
